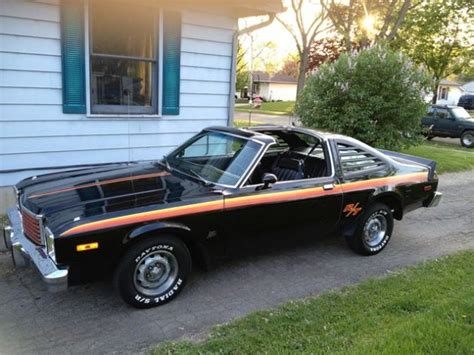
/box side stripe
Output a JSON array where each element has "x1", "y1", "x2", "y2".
[{"x1": 60, "y1": 172, "x2": 428, "y2": 237}]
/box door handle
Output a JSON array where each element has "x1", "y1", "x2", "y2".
[{"x1": 323, "y1": 184, "x2": 335, "y2": 191}]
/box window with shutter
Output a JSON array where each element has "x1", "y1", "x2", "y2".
[
  {"x1": 61, "y1": 2, "x2": 182, "y2": 116},
  {"x1": 337, "y1": 142, "x2": 386, "y2": 175},
  {"x1": 89, "y1": 2, "x2": 158, "y2": 114}
]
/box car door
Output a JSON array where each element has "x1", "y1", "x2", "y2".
[
  {"x1": 433, "y1": 108, "x2": 455, "y2": 136},
  {"x1": 221, "y1": 141, "x2": 343, "y2": 236},
  {"x1": 421, "y1": 107, "x2": 436, "y2": 129}
]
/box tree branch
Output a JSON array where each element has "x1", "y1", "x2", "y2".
[{"x1": 386, "y1": 0, "x2": 411, "y2": 41}]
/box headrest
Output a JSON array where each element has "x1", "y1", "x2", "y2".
[{"x1": 277, "y1": 157, "x2": 303, "y2": 171}]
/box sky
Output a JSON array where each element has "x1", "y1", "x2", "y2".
[{"x1": 238, "y1": 1, "x2": 334, "y2": 70}]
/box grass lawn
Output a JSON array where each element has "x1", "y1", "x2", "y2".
[
  {"x1": 401, "y1": 141, "x2": 474, "y2": 174},
  {"x1": 235, "y1": 101, "x2": 295, "y2": 116},
  {"x1": 153, "y1": 251, "x2": 474, "y2": 354}
]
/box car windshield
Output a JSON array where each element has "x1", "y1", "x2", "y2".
[
  {"x1": 451, "y1": 107, "x2": 472, "y2": 119},
  {"x1": 166, "y1": 131, "x2": 262, "y2": 186}
]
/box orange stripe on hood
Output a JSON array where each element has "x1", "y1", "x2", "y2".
[{"x1": 29, "y1": 171, "x2": 171, "y2": 199}]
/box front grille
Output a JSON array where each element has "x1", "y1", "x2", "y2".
[{"x1": 21, "y1": 208, "x2": 43, "y2": 245}]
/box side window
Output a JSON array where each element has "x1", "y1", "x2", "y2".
[
  {"x1": 337, "y1": 142, "x2": 386, "y2": 175},
  {"x1": 261, "y1": 131, "x2": 290, "y2": 152},
  {"x1": 427, "y1": 107, "x2": 436, "y2": 117},
  {"x1": 436, "y1": 109, "x2": 449, "y2": 120}
]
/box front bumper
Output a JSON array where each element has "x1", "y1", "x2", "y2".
[
  {"x1": 424, "y1": 191, "x2": 443, "y2": 208},
  {"x1": 2, "y1": 208, "x2": 68, "y2": 292}
]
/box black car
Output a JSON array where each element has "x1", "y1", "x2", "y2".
[
  {"x1": 421, "y1": 105, "x2": 474, "y2": 148},
  {"x1": 3, "y1": 126, "x2": 442, "y2": 308},
  {"x1": 458, "y1": 94, "x2": 474, "y2": 110}
]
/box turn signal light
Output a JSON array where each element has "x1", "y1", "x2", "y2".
[{"x1": 76, "y1": 242, "x2": 99, "y2": 252}]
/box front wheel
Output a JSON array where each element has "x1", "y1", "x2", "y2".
[
  {"x1": 461, "y1": 131, "x2": 474, "y2": 148},
  {"x1": 114, "y1": 235, "x2": 191, "y2": 309},
  {"x1": 346, "y1": 203, "x2": 394, "y2": 256}
]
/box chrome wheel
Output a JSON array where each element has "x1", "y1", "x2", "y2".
[
  {"x1": 462, "y1": 133, "x2": 473, "y2": 146},
  {"x1": 133, "y1": 250, "x2": 179, "y2": 297},
  {"x1": 363, "y1": 213, "x2": 387, "y2": 247}
]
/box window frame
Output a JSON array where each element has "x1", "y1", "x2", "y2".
[
  {"x1": 242, "y1": 131, "x2": 336, "y2": 188},
  {"x1": 335, "y1": 139, "x2": 390, "y2": 179},
  {"x1": 84, "y1": 1, "x2": 163, "y2": 117}
]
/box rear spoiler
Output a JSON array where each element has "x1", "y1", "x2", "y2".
[{"x1": 378, "y1": 149, "x2": 437, "y2": 180}]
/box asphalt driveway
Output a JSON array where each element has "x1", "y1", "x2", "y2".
[{"x1": 0, "y1": 170, "x2": 473, "y2": 355}]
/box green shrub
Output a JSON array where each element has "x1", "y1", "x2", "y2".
[{"x1": 296, "y1": 46, "x2": 432, "y2": 150}]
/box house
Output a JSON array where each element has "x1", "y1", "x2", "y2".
[
  {"x1": 461, "y1": 81, "x2": 474, "y2": 94},
  {"x1": 436, "y1": 79, "x2": 465, "y2": 105},
  {"x1": 252, "y1": 71, "x2": 297, "y2": 101},
  {"x1": 0, "y1": 0, "x2": 284, "y2": 212}
]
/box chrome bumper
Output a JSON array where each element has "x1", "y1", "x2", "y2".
[
  {"x1": 2, "y1": 208, "x2": 68, "y2": 292},
  {"x1": 425, "y1": 191, "x2": 443, "y2": 208}
]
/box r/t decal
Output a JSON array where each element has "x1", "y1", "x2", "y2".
[{"x1": 344, "y1": 203, "x2": 362, "y2": 217}]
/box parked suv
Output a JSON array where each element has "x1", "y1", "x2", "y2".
[
  {"x1": 421, "y1": 105, "x2": 474, "y2": 148},
  {"x1": 458, "y1": 94, "x2": 474, "y2": 110}
]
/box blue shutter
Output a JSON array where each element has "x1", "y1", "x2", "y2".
[
  {"x1": 162, "y1": 11, "x2": 181, "y2": 115},
  {"x1": 60, "y1": 1, "x2": 86, "y2": 114}
]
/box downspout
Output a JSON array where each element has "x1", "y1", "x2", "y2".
[{"x1": 227, "y1": 14, "x2": 276, "y2": 127}]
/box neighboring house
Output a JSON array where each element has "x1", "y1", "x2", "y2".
[
  {"x1": 0, "y1": 0, "x2": 283, "y2": 210},
  {"x1": 462, "y1": 81, "x2": 474, "y2": 94},
  {"x1": 252, "y1": 71, "x2": 297, "y2": 101},
  {"x1": 436, "y1": 79, "x2": 464, "y2": 105}
]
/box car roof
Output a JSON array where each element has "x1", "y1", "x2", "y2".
[
  {"x1": 431, "y1": 104, "x2": 459, "y2": 109},
  {"x1": 205, "y1": 125, "x2": 357, "y2": 144},
  {"x1": 204, "y1": 126, "x2": 276, "y2": 144},
  {"x1": 248, "y1": 124, "x2": 342, "y2": 140}
]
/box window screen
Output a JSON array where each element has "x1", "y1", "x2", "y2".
[
  {"x1": 337, "y1": 142, "x2": 386, "y2": 174},
  {"x1": 90, "y1": 2, "x2": 158, "y2": 114}
]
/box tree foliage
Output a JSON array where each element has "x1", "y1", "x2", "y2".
[
  {"x1": 236, "y1": 40, "x2": 249, "y2": 93},
  {"x1": 296, "y1": 46, "x2": 432, "y2": 150},
  {"x1": 322, "y1": 0, "x2": 412, "y2": 49},
  {"x1": 394, "y1": 0, "x2": 474, "y2": 102},
  {"x1": 279, "y1": 53, "x2": 300, "y2": 78},
  {"x1": 307, "y1": 38, "x2": 361, "y2": 72}
]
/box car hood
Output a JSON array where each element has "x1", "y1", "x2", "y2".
[{"x1": 17, "y1": 162, "x2": 221, "y2": 234}]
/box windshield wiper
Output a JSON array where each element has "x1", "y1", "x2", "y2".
[{"x1": 188, "y1": 169, "x2": 214, "y2": 187}]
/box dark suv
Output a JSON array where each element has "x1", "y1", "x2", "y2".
[
  {"x1": 458, "y1": 95, "x2": 474, "y2": 110},
  {"x1": 421, "y1": 105, "x2": 474, "y2": 148}
]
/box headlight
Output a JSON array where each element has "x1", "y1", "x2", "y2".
[{"x1": 45, "y1": 227, "x2": 56, "y2": 263}]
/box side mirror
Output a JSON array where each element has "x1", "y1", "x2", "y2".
[{"x1": 259, "y1": 173, "x2": 277, "y2": 190}]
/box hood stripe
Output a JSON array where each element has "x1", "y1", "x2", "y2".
[
  {"x1": 60, "y1": 172, "x2": 428, "y2": 237},
  {"x1": 29, "y1": 171, "x2": 171, "y2": 199}
]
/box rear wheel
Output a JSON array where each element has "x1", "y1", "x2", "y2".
[
  {"x1": 346, "y1": 203, "x2": 394, "y2": 256},
  {"x1": 461, "y1": 131, "x2": 474, "y2": 148},
  {"x1": 114, "y1": 235, "x2": 191, "y2": 308}
]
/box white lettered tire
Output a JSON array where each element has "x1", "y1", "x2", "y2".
[
  {"x1": 346, "y1": 203, "x2": 394, "y2": 256},
  {"x1": 114, "y1": 235, "x2": 191, "y2": 309}
]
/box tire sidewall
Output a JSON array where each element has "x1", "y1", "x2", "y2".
[
  {"x1": 349, "y1": 203, "x2": 394, "y2": 256},
  {"x1": 461, "y1": 131, "x2": 474, "y2": 148},
  {"x1": 115, "y1": 236, "x2": 191, "y2": 309},
  {"x1": 360, "y1": 208, "x2": 393, "y2": 254}
]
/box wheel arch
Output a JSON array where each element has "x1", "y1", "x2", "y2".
[
  {"x1": 121, "y1": 222, "x2": 210, "y2": 270},
  {"x1": 371, "y1": 192, "x2": 403, "y2": 220}
]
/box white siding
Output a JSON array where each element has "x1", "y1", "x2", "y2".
[{"x1": 0, "y1": 1, "x2": 236, "y2": 186}]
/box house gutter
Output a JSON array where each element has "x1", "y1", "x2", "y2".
[{"x1": 227, "y1": 14, "x2": 276, "y2": 127}]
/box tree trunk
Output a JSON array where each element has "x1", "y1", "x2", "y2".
[
  {"x1": 432, "y1": 82, "x2": 439, "y2": 104},
  {"x1": 297, "y1": 49, "x2": 310, "y2": 98}
]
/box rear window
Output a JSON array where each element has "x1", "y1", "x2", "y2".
[{"x1": 337, "y1": 142, "x2": 386, "y2": 174}]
